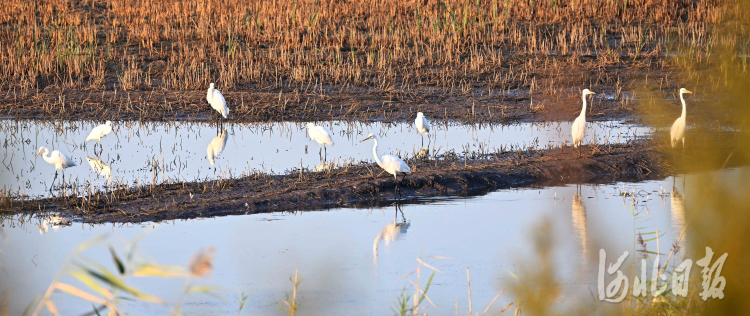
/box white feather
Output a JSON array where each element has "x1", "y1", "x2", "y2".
[
  {"x1": 207, "y1": 83, "x2": 229, "y2": 119},
  {"x1": 362, "y1": 134, "x2": 411, "y2": 179},
  {"x1": 85, "y1": 121, "x2": 113, "y2": 142},
  {"x1": 37, "y1": 147, "x2": 76, "y2": 170},
  {"x1": 305, "y1": 123, "x2": 335, "y2": 146},
  {"x1": 415, "y1": 112, "x2": 430, "y2": 135}
]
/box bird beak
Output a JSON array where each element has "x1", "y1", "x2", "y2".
[
  {"x1": 360, "y1": 136, "x2": 373, "y2": 142},
  {"x1": 589, "y1": 91, "x2": 597, "y2": 95},
  {"x1": 36, "y1": 149, "x2": 42, "y2": 157},
  {"x1": 684, "y1": 90, "x2": 693, "y2": 94}
]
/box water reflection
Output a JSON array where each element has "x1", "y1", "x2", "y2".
[
  {"x1": 373, "y1": 203, "x2": 409, "y2": 267},
  {"x1": 415, "y1": 146, "x2": 430, "y2": 159},
  {"x1": 0, "y1": 169, "x2": 739, "y2": 315},
  {"x1": 85, "y1": 156, "x2": 112, "y2": 182},
  {"x1": 206, "y1": 129, "x2": 229, "y2": 165},
  {"x1": 314, "y1": 160, "x2": 335, "y2": 172},
  {"x1": 670, "y1": 186, "x2": 687, "y2": 259},
  {"x1": 0, "y1": 119, "x2": 651, "y2": 198},
  {"x1": 571, "y1": 193, "x2": 588, "y2": 257},
  {"x1": 36, "y1": 215, "x2": 71, "y2": 234}
]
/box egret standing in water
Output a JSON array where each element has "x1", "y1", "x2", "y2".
[
  {"x1": 36, "y1": 147, "x2": 77, "y2": 192},
  {"x1": 415, "y1": 112, "x2": 431, "y2": 146},
  {"x1": 303, "y1": 123, "x2": 334, "y2": 158},
  {"x1": 571, "y1": 89, "x2": 597, "y2": 157},
  {"x1": 206, "y1": 83, "x2": 229, "y2": 130},
  {"x1": 670, "y1": 88, "x2": 693, "y2": 151},
  {"x1": 85, "y1": 121, "x2": 113, "y2": 152},
  {"x1": 361, "y1": 134, "x2": 411, "y2": 196}
]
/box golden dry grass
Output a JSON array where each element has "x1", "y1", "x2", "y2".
[{"x1": 0, "y1": 0, "x2": 741, "y2": 95}]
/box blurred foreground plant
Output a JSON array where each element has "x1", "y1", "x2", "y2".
[{"x1": 22, "y1": 234, "x2": 219, "y2": 316}]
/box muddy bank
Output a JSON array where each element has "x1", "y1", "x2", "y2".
[
  {"x1": 1, "y1": 86, "x2": 637, "y2": 124},
  {"x1": 6, "y1": 129, "x2": 745, "y2": 223},
  {"x1": 2, "y1": 81, "x2": 737, "y2": 131}
]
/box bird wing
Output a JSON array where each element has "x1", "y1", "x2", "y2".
[
  {"x1": 210, "y1": 89, "x2": 229, "y2": 118},
  {"x1": 86, "y1": 124, "x2": 108, "y2": 141},
  {"x1": 670, "y1": 117, "x2": 685, "y2": 144},
  {"x1": 571, "y1": 116, "x2": 585, "y2": 143},
  {"x1": 669, "y1": 118, "x2": 685, "y2": 140},
  {"x1": 415, "y1": 117, "x2": 430, "y2": 134},
  {"x1": 313, "y1": 126, "x2": 334, "y2": 145},
  {"x1": 381, "y1": 155, "x2": 411, "y2": 174},
  {"x1": 53, "y1": 150, "x2": 76, "y2": 167}
]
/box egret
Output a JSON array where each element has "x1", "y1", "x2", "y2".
[
  {"x1": 85, "y1": 121, "x2": 113, "y2": 151},
  {"x1": 670, "y1": 88, "x2": 693, "y2": 151},
  {"x1": 571, "y1": 89, "x2": 597, "y2": 157},
  {"x1": 415, "y1": 112, "x2": 431, "y2": 146},
  {"x1": 207, "y1": 129, "x2": 229, "y2": 165},
  {"x1": 206, "y1": 83, "x2": 229, "y2": 129},
  {"x1": 36, "y1": 147, "x2": 77, "y2": 192},
  {"x1": 361, "y1": 134, "x2": 411, "y2": 196},
  {"x1": 303, "y1": 123, "x2": 334, "y2": 158}
]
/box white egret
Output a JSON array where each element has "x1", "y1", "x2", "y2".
[
  {"x1": 415, "y1": 112, "x2": 431, "y2": 146},
  {"x1": 670, "y1": 88, "x2": 693, "y2": 151},
  {"x1": 206, "y1": 129, "x2": 229, "y2": 165},
  {"x1": 36, "y1": 147, "x2": 77, "y2": 192},
  {"x1": 206, "y1": 83, "x2": 229, "y2": 128},
  {"x1": 303, "y1": 123, "x2": 334, "y2": 157},
  {"x1": 85, "y1": 121, "x2": 113, "y2": 150},
  {"x1": 571, "y1": 89, "x2": 597, "y2": 156},
  {"x1": 361, "y1": 134, "x2": 411, "y2": 196}
]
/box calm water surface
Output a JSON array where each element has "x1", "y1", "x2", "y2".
[
  {"x1": 0, "y1": 119, "x2": 650, "y2": 198},
  {"x1": 0, "y1": 167, "x2": 723, "y2": 315}
]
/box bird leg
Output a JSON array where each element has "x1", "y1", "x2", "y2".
[
  {"x1": 396, "y1": 203, "x2": 406, "y2": 222},
  {"x1": 421, "y1": 134, "x2": 424, "y2": 147},
  {"x1": 49, "y1": 171, "x2": 58, "y2": 193}
]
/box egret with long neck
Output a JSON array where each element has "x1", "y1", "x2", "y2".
[
  {"x1": 36, "y1": 147, "x2": 77, "y2": 192},
  {"x1": 361, "y1": 134, "x2": 411, "y2": 197},
  {"x1": 571, "y1": 89, "x2": 596, "y2": 157},
  {"x1": 670, "y1": 88, "x2": 693, "y2": 151}
]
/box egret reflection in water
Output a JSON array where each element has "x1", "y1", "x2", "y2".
[
  {"x1": 373, "y1": 203, "x2": 409, "y2": 267},
  {"x1": 415, "y1": 146, "x2": 430, "y2": 159},
  {"x1": 314, "y1": 160, "x2": 335, "y2": 172},
  {"x1": 207, "y1": 129, "x2": 229, "y2": 165},
  {"x1": 86, "y1": 156, "x2": 112, "y2": 182},
  {"x1": 670, "y1": 186, "x2": 687, "y2": 260},
  {"x1": 571, "y1": 192, "x2": 588, "y2": 257}
]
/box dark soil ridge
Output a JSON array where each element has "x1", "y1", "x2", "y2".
[
  {"x1": 8, "y1": 128, "x2": 745, "y2": 224},
  {"x1": 0, "y1": 87, "x2": 641, "y2": 124}
]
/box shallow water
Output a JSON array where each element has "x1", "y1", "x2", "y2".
[
  {"x1": 0, "y1": 167, "x2": 728, "y2": 315},
  {"x1": 0, "y1": 119, "x2": 650, "y2": 198}
]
